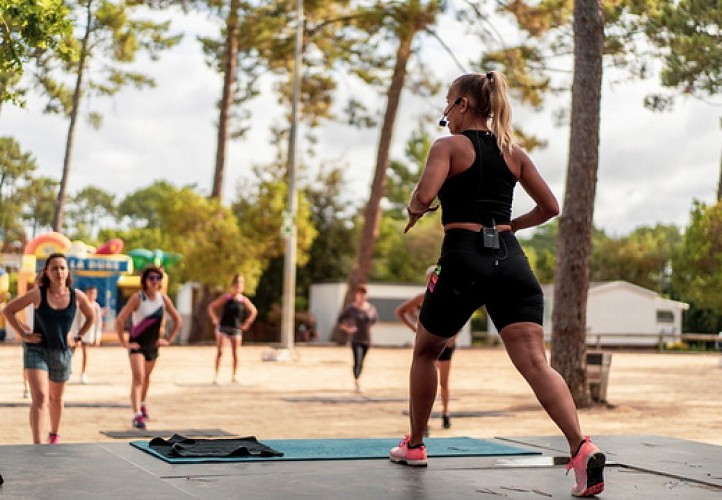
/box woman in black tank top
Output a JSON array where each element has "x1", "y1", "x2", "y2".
[
  {"x1": 207, "y1": 274, "x2": 258, "y2": 384},
  {"x1": 2, "y1": 253, "x2": 95, "y2": 444},
  {"x1": 391, "y1": 72, "x2": 606, "y2": 497}
]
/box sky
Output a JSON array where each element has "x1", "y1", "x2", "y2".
[{"x1": 1, "y1": 6, "x2": 720, "y2": 238}]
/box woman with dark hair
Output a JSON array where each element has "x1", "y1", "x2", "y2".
[
  {"x1": 207, "y1": 273, "x2": 258, "y2": 384},
  {"x1": 389, "y1": 71, "x2": 605, "y2": 497},
  {"x1": 2, "y1": 253, "x2": 95, "y2": 444},
  {"x1": 336, "y1": 284, "x2": 378, "y2": 393},
  {"x1": 116, "y1": 266, "x2": 181, "y2": 429}
]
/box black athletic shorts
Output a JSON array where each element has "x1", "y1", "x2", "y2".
[
  {"x1": 419, "y1": 229, "x2": 543, "y2": 338},
  {"x1": 437, "y1": 344, "x2": 455, "y2": 361}
]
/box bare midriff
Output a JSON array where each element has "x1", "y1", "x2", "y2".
[{"x1": 443, "y1": 222, "x2": 512, "y2": 233}]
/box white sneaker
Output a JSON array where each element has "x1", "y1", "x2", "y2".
[{"x1": 80, "y1": 373, "x2": 89, "y2": 385}]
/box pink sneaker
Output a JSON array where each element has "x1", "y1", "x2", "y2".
[
  {"x1": 132, "y1": 415, "x2": 147, "y2": 430},
  {"x1": 566, "y1": 436, "x2": 605, "y2": 497},
  {"x1": 389, "y1": 435, "x2": 428, "y2": 467},
  {"x1": 48, "y1": 433, "x2": 60, "y2": 445},
  {"x1": 140, "y1": 403, "x2": 150, "y2": 420}
]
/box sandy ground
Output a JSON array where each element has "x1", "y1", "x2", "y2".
[{"x1": 1, "y1": 342, "x2": 721, "y2": 447}]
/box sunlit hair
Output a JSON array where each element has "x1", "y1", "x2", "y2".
[
  {"x1": 40, "y1": 253, "x2": 72, "y2": 288},
  {"x1": 140, "y1": 266, "x2": 164, "y2": 292},
  {"x1": 452, "y1": 71, "x2": 514, "y2": 154}
]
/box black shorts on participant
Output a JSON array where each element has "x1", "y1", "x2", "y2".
[
  {"x1": 437, "y1": 344, "x2": 455, "y2": 361},
  {"x1": 129, "y1": 335, "x2": 160, "y2": 361},
  {"x1": 419, "y1": 229, "x2": 543, "y2": 338}
]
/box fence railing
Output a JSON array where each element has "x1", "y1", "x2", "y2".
[{"x1": 587, "y1": 332, "x2": 720, "y2": 351}]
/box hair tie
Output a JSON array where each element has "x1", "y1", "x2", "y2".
[{"x1": 486, "y1": 72, "x2": 493, "y2": 80}]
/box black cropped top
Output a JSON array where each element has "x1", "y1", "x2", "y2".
[{"x1": 437, "y1": 130, "x2": 517, "y2": 226}]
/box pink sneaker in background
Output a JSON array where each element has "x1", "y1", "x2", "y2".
[{"x1": 48, "y1": 433, "x2": 60, "y2": 445}]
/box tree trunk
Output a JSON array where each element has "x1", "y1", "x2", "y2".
[
  {"x1": 189, "y1": 284, "x2": 215, "y2": 343},
  {"x1": 550, "y1": 0, "x2": 604, "y2": 408},
  {"x1": 53, "y1": 0, "x2": 93, "y2": 232},
  {"x1": 210, "y1": 0, "x2": 241, "y2": 200},
  {"x1": 342, "y1": 30, "x2": 415, "y2": 307}
]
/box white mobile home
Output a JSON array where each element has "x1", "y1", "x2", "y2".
[
  {"x1": 540, "y1": 281, "x2": 689, "y2": 347},
  {"x1": 309, "y1": 282, "x2": 471, "y2": 347}
]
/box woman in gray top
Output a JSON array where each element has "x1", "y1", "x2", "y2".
[{"x1": 336, "y1": 284, "x2": 378, "y2": 393}]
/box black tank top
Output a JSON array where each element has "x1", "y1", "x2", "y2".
[
  {"x1": 33, "y1": 286, "x2": 77, "y2": 350},
  {"x1": 220, "y1": 295, "x2": 246, "y2": 329},
  {"x1": 437, "y1": 130, "x2": 517, "y2": 226}
]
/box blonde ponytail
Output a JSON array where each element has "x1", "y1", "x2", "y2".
[
  {"x1": 451, "y1": 71, "x2": 515, "y2": 154},
  {"x1": 486, "y1": 71, "x2": 514, "y2": 154}
]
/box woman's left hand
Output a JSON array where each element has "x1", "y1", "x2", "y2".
[{"x1": 156, "y1": 338, "x2": 171, "y2": 347}]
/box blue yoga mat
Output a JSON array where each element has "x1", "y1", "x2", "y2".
[{"x1": 130, "y1": 436, "x2": 541, "y2": 464}]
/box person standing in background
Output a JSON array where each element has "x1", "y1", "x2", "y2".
[
  {"x1": 2, "y1": 253, "x2": 95, "y2": 444},
  {"x1": 396, "y1": 266, "x2": 457, "y2": 430},
  {"x1": 116, "y1": 266, "x2": 181, "y2": 430},
  {"x1": 71, "y1": 285, "x2": 104, "y2": 384},
  {"x1": 337, "y1": 284, "x2": 378, "y2": 393},
  {"x1": 207, "y1": 274, "x2": 258, "y2": 385}
]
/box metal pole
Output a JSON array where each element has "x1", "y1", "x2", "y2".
[{"x1": 280, "y1": 0, "x2": 303, "y2": 355}]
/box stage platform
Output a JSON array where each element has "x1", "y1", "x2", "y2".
[{"x1": 1, "y1": 434, "x2": 720, "y2": 498}]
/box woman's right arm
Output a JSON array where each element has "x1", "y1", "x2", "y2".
[
  {"x1": 2, "y1": 289, "x2": 40, "y2": 340},
  {"x1": 395, "y1": 294, "x2": 424, "y2": 332},
  {"x1": 405, "y1": 137, "x2": 454, "y2": 233},
  {"x1": 207, "y1": 295, "x2": 225, "y2": 328}
]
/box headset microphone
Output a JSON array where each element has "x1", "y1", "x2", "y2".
[{"x1": 438, "y1": 97, "x2": 462, "y2": 128}]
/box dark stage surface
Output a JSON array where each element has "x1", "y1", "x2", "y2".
[{"x1": 1, "y1": 435, "x2": 721, "y2": 499}]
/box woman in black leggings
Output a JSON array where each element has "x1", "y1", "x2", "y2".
[{"x1": 336, "y1": 284, "x2": 378, "y2": 393}]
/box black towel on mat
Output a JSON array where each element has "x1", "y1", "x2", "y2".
[{"x1": 149, "y1": 434, "x2": 284, "y2": 458}]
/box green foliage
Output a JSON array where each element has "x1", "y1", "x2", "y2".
[
  {"x1": 0, "y1": 136, "x2": 38, "y2": 246},
  {"x1": 21, "y1": 176, "x2": 59, "y2": 236},
  {"x1": 385, "y1": 125, "x2": 433, "y2": 219},
  {"x1": 117, "y1": 180, "x2": 178, "y2": 228},
  {"x1": 646, "y1": 0, "x2": 722, "y2": 99},
  {"x1": 297, "y1": 164, "x2": 359, "y2": 290},
  {"x1": 232, "y1": 161, "x2": 317, "y2": 269},
  {"x1": 154, "y1": 186, "x2": 262, "y2": 290},
  {"x1": 0, "y1": 0, "x2": 75, "y2": 104},
  {"x1": 518, "y1": 221, "x2": 557, "y2": 283},
  {"x1": 373, "y1": 211, "x2": 443, "y2": 282},
  {"x1": 39, "y1": 0, "x2": 182, "y2": 115},
  {"x1": 591, "y1": 223, "x2": 681, "y2": 292},
  {"x1": 65, "y1": 185, "x2": 116, "y2": 241},
  {"x1": 671, "y1": 200, "x2": 722, "y2": 312}
]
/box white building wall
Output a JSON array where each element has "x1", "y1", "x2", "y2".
[
  {"x1": 587, "y1": 289, "x2": 654, "y2": 334},
  {"x1": 540, "y1": 281, "x2": 687, "y2": 346}
]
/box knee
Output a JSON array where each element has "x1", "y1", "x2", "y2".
[{"x1": 31, "y1": 395, "x2": 48, "y2": 411}]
